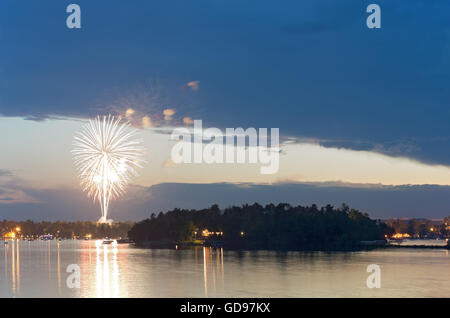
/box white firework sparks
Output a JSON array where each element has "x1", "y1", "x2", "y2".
[{"x1": 72, "y1": 115, "x2": 145, "y2": 223}]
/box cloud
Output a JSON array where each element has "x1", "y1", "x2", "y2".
[
  {"x1": 277, "y1": 142, "x2": 450, "y2": 186},
  {"x1": 0, "y1": 187, "x2": 96, "y2": 221},
  {"x1": 0, "y1": 169, "x2": 12, "y2": 177},
  {"x1": 125, "y1": 108, "x2": 135, "y2": 117},
  {"x1": 163, "y1": 108, "x2": 176, "y2": 121},
  {"x1": 0, "y1": 187, "x2": 39, "y2": 204},
  {"x1": 141, "y1": 115, "x2": 152, "y2": 129},
  {"x1": 90, "y1": 81, "x2": 198, "y2": 129},
  {"x1": 137, "y1": 182, "x2": 450, "y2": 219},
  {"x1": 183, "y1": 117, "x2": 194, "y2": 125},
  {"x1": 1, "y1": 181, "x2": 449, "y2": 221},
  {"x1": 119, "y1": 107, "x2": 155, "y2": 129},
  {"x1": 0, "y1": 171, "x2": 40, "y2": 204},
  {"x1": 282, "y1": 135, "x2": 447, "y2": 167},
  {"x1": 186, "y1": 81, "x2": 199, "y2": 91},
  {"x1": 2, "y1": 1, "x2": 450, "y2": 170}
]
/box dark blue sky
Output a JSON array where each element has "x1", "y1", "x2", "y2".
[{"x1": 2, "y1": 0, "x2": 450, "y2": 164}]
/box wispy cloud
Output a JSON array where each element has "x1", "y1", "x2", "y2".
[
  {"x1": 183, "y1": 117, "x2": 194, "y2": 125},
  {"x1": 186, "y1": 80, "x2": 199, "y2": 91},
  {"x1": 0, "y1": 169, "x2": 12, "y2": 177},
  {"x1": 99, "y1": 82, "x2": 198, "y2": 129},
  {"x1": 0, "y1": 170, "x2": 40, "y2": 204},
  {"x1": 163, "y1": 108, "x2": 176, "y2": 121}
]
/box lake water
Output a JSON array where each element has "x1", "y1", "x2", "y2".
[{"x1": 0, "y1": 240, "x2": 448, "y2": 298}]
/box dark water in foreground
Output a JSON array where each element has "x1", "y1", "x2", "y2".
[{"x1": 0, "y1": 240, "x2": 448, "y2": 297}]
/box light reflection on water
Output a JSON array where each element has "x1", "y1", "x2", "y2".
[
  {"x1": 0, "y1": 240, "x2": 448, "y2": 298},
  {"x1": 94, "y1": 245, "x2": 120, "y2": 298}
]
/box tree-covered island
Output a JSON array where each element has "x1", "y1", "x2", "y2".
[{"x1": 128, "y1": 203, "x2": 391, "y2": 251}]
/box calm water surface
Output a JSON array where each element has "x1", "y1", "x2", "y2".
[{"x1": 0, "y1": 240, "x2": 448, "y2": 297}]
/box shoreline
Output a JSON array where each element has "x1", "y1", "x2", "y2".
[{"x1": 131, "y1": 239, "x2": 450, "y2": 252}]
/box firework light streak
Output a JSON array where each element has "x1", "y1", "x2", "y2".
[{"x1": 72, "y1": 115, "x2": 145, "y2": 223}]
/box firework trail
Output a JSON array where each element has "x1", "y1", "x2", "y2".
[{"x1": 72, "y1": 115, "x2": 145, "y2": 223}]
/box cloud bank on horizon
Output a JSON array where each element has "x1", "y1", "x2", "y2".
[
  {"x1": 1, "y1": 182, "x2": 450, "y2": 221},
  {"x1": 1, "y1": 1, "x2": 450, "y2": 220}
]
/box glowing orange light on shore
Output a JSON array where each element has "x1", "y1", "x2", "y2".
[
  {"x1": 15, "y1": 227, "x2": 21, "y2": 232},
  {"x1": 5, "y1": 232, "x2": 15, "y2": 239},
  {"x1": 392, "y1": 233, "x2": 411, "y2": 239}
]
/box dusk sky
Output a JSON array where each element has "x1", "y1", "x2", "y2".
[{"x1": 1, "y1": 0, "x2": 450, "y2": 220}]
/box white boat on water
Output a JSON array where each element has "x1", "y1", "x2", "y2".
[
  {"x1": 103, "y1": 238, "x2": 118, "y2": 247},
  {"x1": 95, "y1": 238, "x2": 118, "y2": 248}
]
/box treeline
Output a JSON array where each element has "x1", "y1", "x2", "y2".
[
  {"x1": 385, "y1": 217, "x2": 449, "y2": 238},
  {"x1": 0, "y1": 220, "x2": 133, "y2": 239},
  {"x1": 128, "y1": 203, "x2": 390, "y2": 251}
]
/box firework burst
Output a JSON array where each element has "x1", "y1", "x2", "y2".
[{"x1": 72, "y1": 115, "x2": 145, "y2": 223}]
